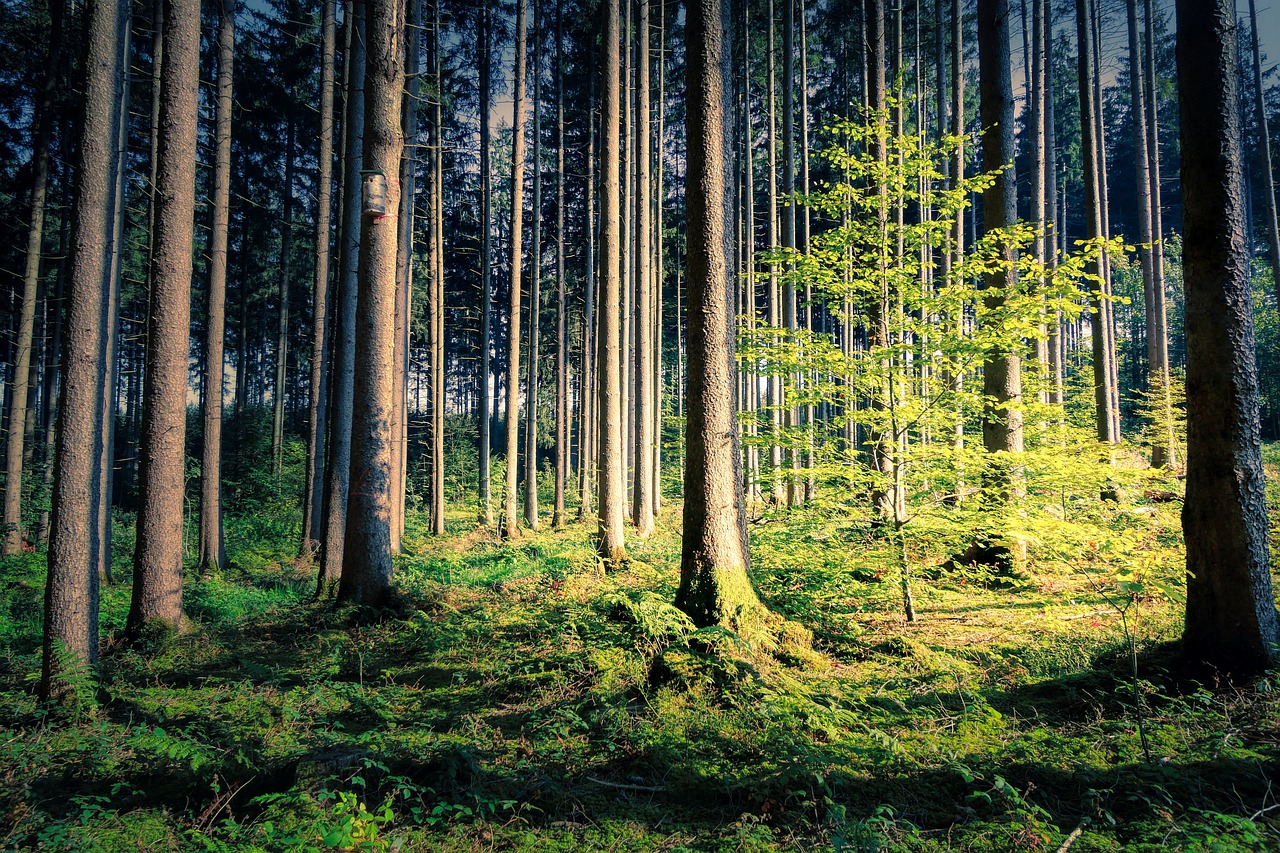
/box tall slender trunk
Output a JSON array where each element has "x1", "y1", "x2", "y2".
[
  {"x1": 127, "y1": 0, "x2": 201, "y2": 636},
  {"x1": 867, "y1": 0, "x2": 894, "y2": 519},
  {"x1": 1144, "y1": 0, "x2": 1169, "y2": 461},
  {"x1": 652, "y1": 0, "x2": 666, "y2": 517},
  {"x1": 598, "y1": 0, "x2": 628, "y2": 565},
  {"x1": 1075, "y1": 0, "x2": 1116, "y2": 444},
  {"x1": 1125, "y1": 0, "x2": 1169, "y2": 467},
  {"x1": 553, "y1": 0, "x2": 568, "y2": 528},
  {"x1": 429, "y1": 0, "x2": 445, "y2": 535},
  {"x1": 302, "y1": 0, "x2": 336, "y2": 554},
  {"x1": 43, "y1": 0, "x2": 127, "y2": 699},
  {"x1": 337, "y1": 0, "x2": 404, "y2": 606},
  {"x1": 503, "y1": 0, "x2": 529, "y2": 539},
  {"x1": 392, "y1": 0, "x2": 421, "y2": 553},
  {"x1": 317, "y1": 0, "x2": 365, "y2": 597},
  {"x1": 524, "y1": 0, "x2": 542, "y2": 530},
  {"x1": 200, "y1": 0, "x2": 234, "y2": 572},
  {"x1": 782, "y1": 0, "x2": 798, "y2": 507},
  {"x1": 273, "y1": 112, "x2": 296, "y2": 479},
  {"x1": 767, "y1": 0, "x2": 784, "y2": 506},
  {"x1": 1028, "y1": 0, "x2": 1048, "y2": 391},
  {"x1": 1247, "y1": 0, "x2": 1280, "y2": 308},
  {"x1": 478, "y1": 0, "x2": 493, "y2": 526},
  {"x1": 632, "y1": 0, "x2": 654, "y2": 537},
  {"x1": 578, "y1": 69, "x2": 597, "y2": 521},
  {"x1": 1045, "y1": 0, "x2": 1063, "y2": 406}
]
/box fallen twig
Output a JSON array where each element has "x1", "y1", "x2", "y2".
[
  {"x1": 585, "y1": 776, "x2": 666, "y2": 793},
  {"x1": 1055, "y1": 818, "x2": 1089, "y2": 853}
]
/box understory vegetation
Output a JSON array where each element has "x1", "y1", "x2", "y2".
[{"x1": 1, "y1": 445, "x2": 1278, "y2": 852}]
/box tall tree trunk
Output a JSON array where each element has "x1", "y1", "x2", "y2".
[
  {"x1": 1125, "y1": 0, "x2": 1170, "y2": 468},
  {"x1": 273, "y1": 116, "x2": 296, "y2": 479},
  {"x1": 767, "y1": 0, "x2": 784, "y2": 507},
  {"x1": 578, "y1": 69, "x2": 597, "y2": 521},
  {"x1": 302, "y1": 0, "x2": 336, "y2": 555},
  {"x1": 337, "y1": 0, "x2": 404, "y2": 607},
  {"x1": 4, "y1": 0, "x2": 63, "y2": 557},
  {"x1": 200, "y1": 0, "x2": 234, "y2": 572},
  {"x1": 977, "y1": 0, "x2": 1024, "y2": 479},
  {"x1": 1177, "y1": 0, "x2": 1280, "y2": 673},
  {"x1": 1074, "y1": 0, "x2": 1116, "y2": 444},
  {"x1": 96, "y1": 31, "x2": 130, "y2": 582},
  {"x1": 429, "y1": 0, "x2": 445, "y2": 536},
  {"x1": 632, "y1": 0, "x2": 655, "y2": 537},
  {"x1": 652, "y1": 0, "x2": 666, "y2": 518},
  {"x1": 782, "y1": 0, "x2": 798, "y2": 508},
  {"x1": 1044, "y1": 0, "x2": 1063, "y2": 406},
  {"x1": 317, "y1": 0, "x2": 365, "y2": 598},
  {"x1": 1092, "y1": 0, "x2": 1120, "y2": 441},
  {"x1": 553, "y1": 0, "x2": 567, "y2": 528},
  {"x1": 1028, "y1": 0, "x2": 1047, "y2": 390},
  {"x1": 1143, "y1": 0, "x2": 1170, "y2": 464},
  {"x1": 43, "y1": 0, "x2": 126, "y2": 698},
  {"x1": 866, "y1": 0, "x2": 894, "y2": 520},
  {"x1": 598, "y1": 0, "x2": 628, "y2": 565},
  {"x1": 676, "y1": 0, "x2": 764, "y2": 631},
  {"x1": 478, "y1": 0, "x2": 494, "y2": 526},
  {"x1": 392, "y1": 0, "x2": 421, "y2": 553},
  {"x1": 503, "y1": 0, "x2": 529, "y2": 539},
  {"x1": 524, "y1": 0, "x2": 542, "y2": 531},
  {"x1": 127, "y1": 0, "x2": 201, "y2": 636},
  {"x1": 1247, "y1": 0, "x2": 1280, "y2": 310}
]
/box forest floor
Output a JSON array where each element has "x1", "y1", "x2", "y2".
[{"x1": 1, "y1": 449, "x2": 1279, "y2": 851}]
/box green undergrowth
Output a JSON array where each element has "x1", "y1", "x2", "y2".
[{"x1": 0, "y1": 483, "x2": 1277, "y2": 852}]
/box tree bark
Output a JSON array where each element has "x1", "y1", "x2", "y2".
[
  {"x1": 302, "y1": 0, "x2": 336, "y2": 555},
  {"x1": 317, "y1": 0, "x2": 365, "y2": 598},
  {"x1": 1144, "y1": 0, "x2": 1171, "y2": 465},
  {"x1": 632, "y1": 0, "x2": 655, "y2": 538},
  {"x1": 578, "y1": 67, "x2": 597, "y2": 521},
  {"x1": 977, "y1": 0, "x2": 1024, "y2": 478},
  {"x1": 1247, "y1": 0, "x2": 1280, "y2": 312},
  {"x1": 524, "y1": 0, "x2": 542, "y2": 531},
  {"x1": 429, "y1": 0, "x2": 445, "y2": 536},
  {"x1": 553, "y1": 0, "x2": 568, "y2": 529},
  {"x1": 676, "y1": 0, "x2": 764, "y2": 630},
  {"x1": 478, "y1": 0, "x2": 494, "y2": 526},
  {"x1": 1074, "y1": 0, "x2": 1117, "y2": 445},
  {"x1": 337, "y1": 0, "x2": 404, "y2": 607},
  {"x1": 598, "y1": 0, "x2": 628, "y2": 565},
  {"x1": 503, "y1": 0, "x2": 529, "y2": 539},
  {"x1": 1177, "y1": 0, "x2": 1280, "y2": 673},
  {"x1": 273, "y1": 114, "x2": 296, "y2": 480},
  {"x1": 392, "y1": 0, "x2": 420, "y2": 553},
  {"x1": 42, "y1": 0, "x2": 126, "y2": 698},
  {"x1": 127, "y1": 0, "x2": 201, "y2": 636},
  {"x1": 200, "y1": 0, "x2": 234, "y2": 572}
]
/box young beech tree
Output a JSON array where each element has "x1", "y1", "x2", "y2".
[
  {"x1": 675, "y1": 0, "x2": 765, "y2": 630},
  {"x1": 127, "y1": 0, "x2": 202, "y2": 637},
  {"x1": 337, "y1": 0, "x2": 404, "y2": 607},
  {"x1": 1176, "y1": 0, "x2": 1280, "y2": 673}
]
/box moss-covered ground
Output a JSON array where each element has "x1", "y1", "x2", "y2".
[{"x1": 1, "y1": 451, "x2": 1278, "y2": 852}]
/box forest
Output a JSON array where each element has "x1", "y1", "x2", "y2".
[{"x1": 0, "y1": 0, "x2": 1279, "y2": 849}]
